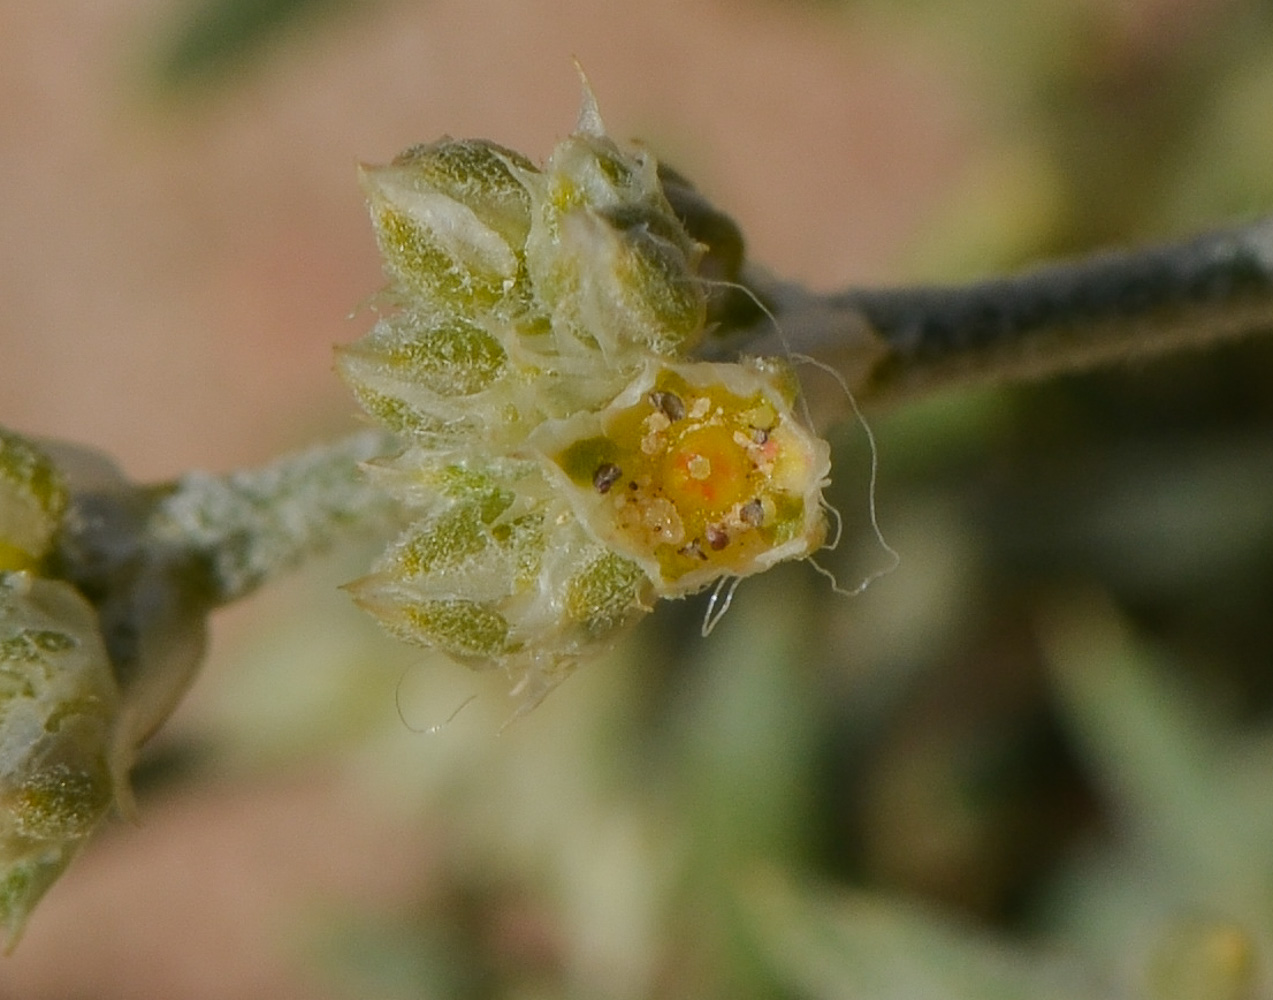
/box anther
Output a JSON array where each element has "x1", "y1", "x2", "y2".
[
  {"x1": 679, "y1": 539, "x2": 708, "y2": 561},
  {"x1": 593, "y1": 463, "x2": 623, "y2": 494},
  {"x1": 648, "y1": 390, "x2": 686, "y2": 422}
]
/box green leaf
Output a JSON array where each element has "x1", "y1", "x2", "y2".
[
  {"x1": 742, "y1": 873, "x2": 1092, "y2": 1000},
  {"x1": 147, "y1": 0, "x2": 352, "y2": 93}
]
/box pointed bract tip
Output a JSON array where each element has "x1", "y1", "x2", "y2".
[{"x1": 572, "y1": 59, "x2": 606, "y2": 137}]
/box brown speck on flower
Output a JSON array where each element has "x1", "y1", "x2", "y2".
[
  {"x1": 706, "y1": 524, "x2": 729, "y2": 550},
  {"x1": 679, "y1": 539, "x2": 708, "y2": 561},
  {"x1": 593, "y1": 463, "x2": 622, "y2": 494},
  {"x1": 739, "y1": 499, "x2": 764, "y2": 526},
  {"x1": 649, "y1": 390, "x2": 686, "y2": 422}
]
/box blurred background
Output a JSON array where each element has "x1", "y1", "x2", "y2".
[{"x1": 3, "y1": 0, "x2": 1273, "y2": 997}]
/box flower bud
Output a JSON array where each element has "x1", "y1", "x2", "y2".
[
  {"x1": 361, "y1": 139, "x2": 538, "y2": 316},
  {"x1": 549, "y1": 203, "x2": 706, "y2": 360},
  {"x1": 0, "y1": 431, "x2": 67, "y2": 573},
  {"x1": 0, "y1": 571, "x2": 123, "y2": 946},
  {"x1": 335, "y1": 311, "x2": 512, "y2": 446},
  {"x1": 527, "y1": 130, "x2": 706, "y2": 363}
]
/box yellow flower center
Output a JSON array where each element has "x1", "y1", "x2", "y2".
[{"x1": 554, "y1": 365, "x2": 825, "y2": 590}]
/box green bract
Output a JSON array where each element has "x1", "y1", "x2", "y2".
[
  {"x1": 0, "y1": 571, "x2": 123, "y2": 947},
  {"x1": 0, "y1": 431, "x2": 67, "y2": 573},
  {"x1": 0, "y1": 431, "x2": 140, "y2": 945},
  {"x1": 339, "y1": 86, "x2": 832, "y2": 706}
]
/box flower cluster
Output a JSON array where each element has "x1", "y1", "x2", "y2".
[{"x1": 338, "y1": 90, "x2": 832, "y2": 705}]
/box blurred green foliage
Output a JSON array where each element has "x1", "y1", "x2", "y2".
[
  {"x1": 145, "y1": 0, "x2": 355, "y2": 93},
  {"x1": 887, "y1": 0, "x2": 1273, "y2": 276},
  {"x1": 144, "y1": 0, "x2": 1273, "y2": 996}
]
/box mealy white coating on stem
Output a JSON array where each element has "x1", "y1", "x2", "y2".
[{"x1": 152, "y1": 430, "x2": 398, "y2": 605}]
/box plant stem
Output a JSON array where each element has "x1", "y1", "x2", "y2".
[
  {"x1": 53, "y1": 430, "x2": 397, "y2": 749},
  {"x1": 151, "y1": 428, "x2": 399, "y2": 606},
  {"x1": 708, "y1": 216, "x2": 1273, "y2": 406}
]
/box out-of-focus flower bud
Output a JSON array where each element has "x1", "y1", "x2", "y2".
[
  {"x1": 0, "y1": 571, "x2": 123, "y2": 947},
  {"x1": 0, "y1": 430, "x2": 135, "y2": 944},
  {"x1": 0, "y1": 430, "x2": 67, "y2": 573}
]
